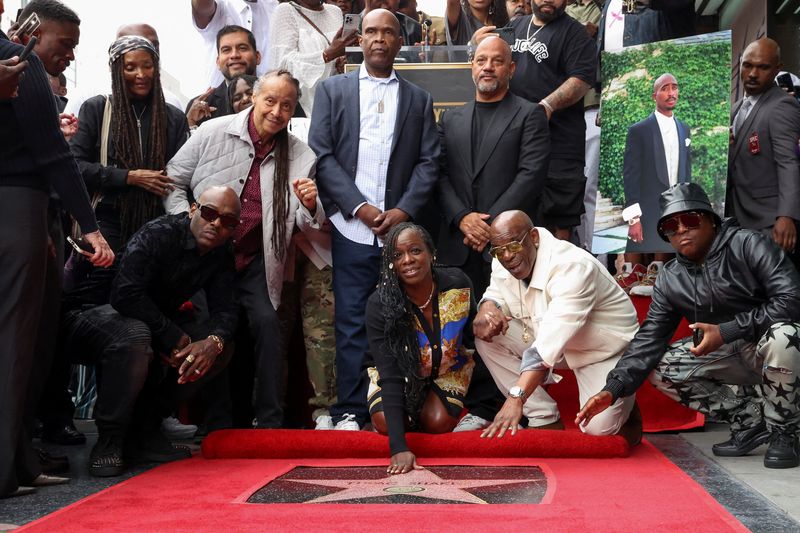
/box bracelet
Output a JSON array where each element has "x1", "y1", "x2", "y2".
[
  {"x1": 540, "y1": 99, "x2": 554, "y2": 114},
  {"x1": 208, "y1": 335, "x2": 224, "y2": 354}
]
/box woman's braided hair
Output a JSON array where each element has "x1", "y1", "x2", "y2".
[
  {"x1": 110, "y1": 47, "x2": 167, "y2": 241},
  {"x1": 377, "y1": 222, "x2": 438, "y2": 424}
]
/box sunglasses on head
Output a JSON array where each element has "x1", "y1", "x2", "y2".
[
  {"x1": 197, "y1": 204, "x2": 240, "y2": 230},
  {"x1": 489, "y1": 231, "x2": 529, "y2": 259},
  {"x1": 659, "y1": 211, "x2": 704, "y2": 237}
]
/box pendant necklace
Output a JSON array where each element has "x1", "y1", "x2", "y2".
[
  {"x1": 376, "y1": 82, "x2": 389, "y2": 114},
  {"x1": 518, "y1": 280, "x2": 532, "y2": 343}
]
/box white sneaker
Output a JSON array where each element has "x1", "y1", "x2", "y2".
[
  {"x1": 452, "y1": 413, "x2": 491, "y2": 432},
  {"x1": 161, "y1": 416, "x2": 198, "y2": 440},
  {"x1": 630, "y1": 261, "x2": 664, "y2": 296},
  {"x1": 333, "y1": 413, "x2": 361, "y2": 431},
  {"x1": 315, "y1": 415, "x2": 334, "y2": 430}
]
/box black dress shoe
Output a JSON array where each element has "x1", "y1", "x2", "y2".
[
  {"x1": 89, "y1": 435, "x2": 126, "y2": 477},
  {"x1": 126, "y1": 431, "x2": 192, "y2": 464},
  {"x1": 764, "y1": 430, "x2": 799, "y2": 469},
  {"x1": 42, "y1": 423, "x2": 86, "y2": 445},
  {"x1": 37, "y1": 448, "x2": 70, "y2": 474},
  {"x1": 712, "y1": 421, "x2": 770, "y2": 457}
]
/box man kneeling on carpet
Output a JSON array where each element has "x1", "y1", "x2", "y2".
[
  {"x1": 59, "y1": 186, "x2": 240, "y2": 476},
  {"x1": 475, "y1": 210, "x2": 642, "y2": 444},
  {"x1": 365, "y1": 223, "x2": 476, "y2": 475},
  {"x1": 577, "y1": 183, "x2": 800, "y2": 469}
]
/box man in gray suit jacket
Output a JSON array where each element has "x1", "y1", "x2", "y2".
[
  {"x1": 309, "y1": 9, "x2": 439, "y2": 430},
  {"x1": 728, "y1": 38, "x2": 800, "y2": 259}
]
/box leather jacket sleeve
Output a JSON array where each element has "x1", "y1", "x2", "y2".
[
  {"x1": 717, "y1": 231, "x2": 800, "y2": 344},
  {"x1": 602, "y1": 278, "x2": 682, "y2": 400}
]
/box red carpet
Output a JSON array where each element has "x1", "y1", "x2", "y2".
[
  {"x1": 201, "y1": 428, "x2": 630, "y2": 459},
  {"x1": 18, "y1": 441, "x2": 746, "y2": 532}
]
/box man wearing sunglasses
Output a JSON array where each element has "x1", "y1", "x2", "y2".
[
  {"x1": 473, "y1": 210, "x2": 641, "y2": 444},
  {"x1": 56, "y1": 186, "x2": 241, "y2": 477},
  {"x1": 578, "y1": 183, "x2": 800, "y2": 469}
]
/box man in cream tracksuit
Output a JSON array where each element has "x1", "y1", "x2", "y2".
[{"x1": 473, "y1": 210, "x2": 641, "y2": 443}]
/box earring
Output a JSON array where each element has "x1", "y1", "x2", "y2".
[
  {"x1": 389, "y1": 263, "x2": 394, "y2": 269},
  {"x1": 489, "y1": 3, "x2": 495, "y2": 15}
]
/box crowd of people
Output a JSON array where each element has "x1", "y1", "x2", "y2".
[{"x1": 1, "y1": 0, "x2": 799, "y2": 499}]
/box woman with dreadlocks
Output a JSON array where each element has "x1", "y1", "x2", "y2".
[
  {"x1": 70, "y1": 35, "x2": 189, "y2": 253},
  {"x1": 365, "y1": 223, "x2": 477, "y2": 475}
]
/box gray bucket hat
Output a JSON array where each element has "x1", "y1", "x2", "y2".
[{"x1": 657, "y1": 183, "x2": 721, "y2": 241}]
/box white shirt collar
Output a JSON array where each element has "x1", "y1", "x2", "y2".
[{"x1": 358, "y1": 63, "x2": 398, "y2": 83}]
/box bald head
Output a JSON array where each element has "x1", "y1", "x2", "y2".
[
  {"x1": 198, "y1": 186, "x2": 241, "y2": 217},
  {"x1": 489, "y1": 211, "x2": 538, "y2": 281},
  {"x1": 653, "y1": 73, "x2": 677, "y2": 93},
  {"x1": 362, "y1": 8, "x2": 401, "y2": 33},
  {"x1": 116, "y1": 23, "x2": 159, "y2": 52},
  {"x1": 741, "y1": 38, "x2": 782, "y2": 96},
  {"x1": 492, "y1": 211, "x2": 533, "y2": 236},
  {"x1": 472, "y1": 36, "x2": 515, "y2": 101}
]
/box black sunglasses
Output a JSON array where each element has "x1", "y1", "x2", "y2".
[
  {"x1": 659, "y1": 211, "x2": 703, "y2": 237},
  {"x1": 197, "y1": 204, "x2": 240, "y2": 230}
]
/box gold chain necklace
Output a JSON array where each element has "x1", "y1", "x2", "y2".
[{"x1": 518, "y1": 280, "x2": 532, "y2": 343}]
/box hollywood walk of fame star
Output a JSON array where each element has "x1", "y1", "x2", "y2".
[{"x1": 288, "y1": 468, "x2": 540, "y2": 504}]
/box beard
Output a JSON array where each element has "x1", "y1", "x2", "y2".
[
  {"x1": 532, "y1": 1, "x2": 566, "y2": 23},
  {"x1": 474, "y1": 76, "x2": 501, "y2": 95}
]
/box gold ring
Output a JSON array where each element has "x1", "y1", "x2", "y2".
[{"x1": 186, "y1": 354, "x2": 195, "y2": 363}]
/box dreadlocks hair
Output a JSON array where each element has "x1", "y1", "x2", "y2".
[
  {"x1": 460, "y1": 0, "x2": 509, "y2": 28},
  {"x1": 377, "y1": 222, "x2": 438, "y2": 426},
  {"x1": 110, "y1": 46, "x2": 168, "y2": 241},
  {"x1": 252, "y1": 70, "x2": 302, "y2": 261}
]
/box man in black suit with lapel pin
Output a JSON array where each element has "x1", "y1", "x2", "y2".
[
  {"x1": 436, "y1": 35, "x2": 549, "y2": 432},
  {"x1": 309, "y1": 8, "x2": 439, "y2": 430},
  {"x1": 437, "y1": 35, "x2": 549, "y2": 299},
  {"x1": 622, "y1": 73, "x2": 692, "y2": 257}
]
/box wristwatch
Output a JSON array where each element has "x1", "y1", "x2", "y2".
[{"x1": 509, "y1": 386, "x2": 527, "y2": 400}]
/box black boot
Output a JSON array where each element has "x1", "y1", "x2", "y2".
[
  {"x1": 764, "y1": 430, "x2": 799, "y2": 469},
  {"x1": 89, "y1": 434, "x2": 126, "y2": 477},
  {"x1": 711, "y1": 420, "x2": 770, "y2": 457},
  {"x1": 43, "y1": 422, "x2": 86, "y2": 445}
]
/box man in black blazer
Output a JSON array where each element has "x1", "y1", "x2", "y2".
[
  {"x1": 309, "y1": 9, "x2": 439, "y2": 430},
  {"x1": 622, "y1": 73, "x2": 691, "y2": 255},
  {"x1": 185, "y1": 25, "x2": 260, "y2": 128},
  {"x1": 437, "y1": 36, "x2": 549, "y2": 431},
  {"x1": 728, "y1": 38, "x2": 800, "y2": 262},
  {"x1": 437, "y1": 36, "x2": 549, "y2": 298}
]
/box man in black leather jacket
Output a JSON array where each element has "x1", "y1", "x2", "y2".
[{"x1": 577, "y1": 183, "x2": 800, "y2": 469}]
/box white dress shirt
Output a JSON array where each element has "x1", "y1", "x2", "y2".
[
  {"x1": 655, "y1": 110, "x2": 680, "y2": 186},
  {"x1": 329, "y1": 64, "x2": 399, "y2": 247},
  {"x1": 193, "y1": 0, "x2": 278, "y2": 87},
  {"x1": 603, "y1": 0, "x2": 625, "y2": 52}
]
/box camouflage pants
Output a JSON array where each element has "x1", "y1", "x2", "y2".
[
  {"x1": 299, "y1": 258, "x2": 337, "y2": 410},
  {"x1": 650, "y1": 322, "x2": 800, "y2": 433}
]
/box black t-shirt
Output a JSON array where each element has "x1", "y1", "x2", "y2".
[
  {"x1": 508, "y1": 14, "x2": 596, "y2": 162},
  {"x1": 472, "y1": 100, "x2": 502, "y2": 168}
]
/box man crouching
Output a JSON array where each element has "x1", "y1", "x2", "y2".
[{"x1": 475, "y1": 210, "x2": 641, "y2": 444}]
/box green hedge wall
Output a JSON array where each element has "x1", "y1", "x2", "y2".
[{"x1": 598, "y1": 39, "x2": 731, "y2": 209}]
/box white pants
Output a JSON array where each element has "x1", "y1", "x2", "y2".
[
  {"x1": 577, "y1": 107, "x2": 601, "y2": 250},
  {"x1": 476, "y1": 319, "x2": 635, "y2": 436}
]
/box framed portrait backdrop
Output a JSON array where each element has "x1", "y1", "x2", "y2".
[{"x1": 591, "y1": 31, "x2": 732, "y2": 254}]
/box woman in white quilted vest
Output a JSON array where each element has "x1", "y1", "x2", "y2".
[{"x1": 164, "y1": 70, "x2": 325, "y2": 429}]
